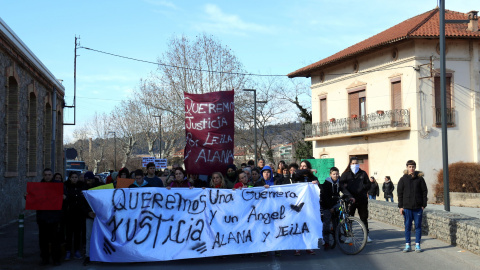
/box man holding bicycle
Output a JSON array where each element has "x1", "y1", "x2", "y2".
[{"x1": 340, "y1": 157, "x2": 372, "y2": 243}]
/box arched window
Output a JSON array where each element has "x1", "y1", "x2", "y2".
[
  {"x1": 28, "y1": 92, "x2": 37, "y2": 173},
  {"x1": 56, "y1": 110, "x2": 63, "y2": 173},
  {"x1": 44, "y1": 103, "x2": 52, "y2": 169},
  {"x1": 6, "y1": 76, "x2": 19, "y2": 173}
]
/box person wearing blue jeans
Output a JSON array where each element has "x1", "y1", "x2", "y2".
[
  {"x1": 367, "y1": 177, "x2": 379, "y2": 200},
  {"x1": 383, "y1": 176, "x2": 395, "y2": 202},
  {"x1": 397, "y1": 160, "x2": 428, "y2": 253}
]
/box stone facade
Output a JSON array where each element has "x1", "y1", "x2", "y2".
[
  {"x1": 0, "y1": 18, "x2": 64, "y2": 225},
  {"x1": 369, "y1": 200, "x2": 480, "y2": 255}
]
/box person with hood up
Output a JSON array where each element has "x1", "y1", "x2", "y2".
[
  {"x1": 383, "y1": 176, "x2": 395, "y2": 202},
  {"x1": 224, "y1": 164, "x2": 238, "y2": 188},
  {"x1": 253, "y1": 165, "x2": 275, "y2": 187}
]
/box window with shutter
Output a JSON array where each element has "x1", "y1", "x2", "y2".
[
  {"x1": 320, "y1": 98, "x2": 327, "y2": 135},
  {"x1": 28, "y1": 93, "x2": 37, "y2": 173},
  {"x1": 6, "y1": 77, "x2": 19, "y2": 174},
  {"x1": 349, "y1": 92, "x2": 360, "y2": 117},
  {"x1": 349, "y1": 90, "x2": 366, "y2": 131},
  {"x1": 434, "y1": 74, "x2": 454, "y2": 126},
  {"x1": 320, "y1": 98, "x2": 327, "y2": 122},
  {"x1": 56, "y1": 111, "x2": 63, "y2": 173},
  {"x1": 391, "y1": 81, "x2": 402, "y2": 126}
]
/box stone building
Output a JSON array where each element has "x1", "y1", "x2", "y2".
[
  {"x1": 288, "y1": 8, "x2": 480, "y2": 200},
  {"x1": 0, "y1": 18, "x2": 65, "y2": 225}
]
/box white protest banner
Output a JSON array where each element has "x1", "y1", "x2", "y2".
[
  {"x1": 83, "y1": 183, "x2": 322, "y2": 262},
  {"x1": 154, "y1": 159, "x2": 167, "y2": 169},
  {"x1": 142, "y1": 157, "x2": 155, "y2": 167}
]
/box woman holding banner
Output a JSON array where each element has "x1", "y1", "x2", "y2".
[
  {"x1": 210, "y1": 172, "x2": 227, "y2": 188},
  {"x1": 167, "y1": 167, "x2": 193, "y2": 188}
]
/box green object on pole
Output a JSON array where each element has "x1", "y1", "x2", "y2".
[
  {"x1": 18, "y1": 213, "x2": 24, "y2": 258},
  {"x1": 302, "y1": 158, "x2": 335, "y2": 184}
]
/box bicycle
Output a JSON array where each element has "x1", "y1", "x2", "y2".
[{"x1": 333, "y1": 195, "x2": 368, "y2": 255}]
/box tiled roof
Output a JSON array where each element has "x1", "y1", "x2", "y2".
[{"x1": 288, "y1": 8, "x2": 480, "y2": 78}]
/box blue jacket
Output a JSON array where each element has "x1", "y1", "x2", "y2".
[{"x1": 260, "y1": 166, "x2": 275, "y2": 186}]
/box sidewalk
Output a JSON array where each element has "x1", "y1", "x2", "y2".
[{"x1": 427, "y1": 204, "x2": 480, "y2": 219}]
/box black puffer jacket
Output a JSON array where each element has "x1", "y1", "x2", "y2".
[
  {"x1": 64, "y1": 180, "x2": 86, "y2": 217},
  {"x1": 382, "y1": 181, "x2": 395, "y2": 199},
  {"x1": 340, "y1": 169, "x2": 370, "y2": 203},
  {"x1": 368, "y1": 181, "x2": 379, "y2": 196},
  {"x1": 397, "y1": 171, "x2": 428, "y2": 209}
]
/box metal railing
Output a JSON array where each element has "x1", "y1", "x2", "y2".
[
  {"x1": 434, "y1": 108, "x2": 455, "y2": 126},
  {"x1": 305, "y1": 109, "x2": 410, "y2": 138}
]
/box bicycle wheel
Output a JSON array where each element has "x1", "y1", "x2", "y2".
[{"x1": 335, "y1": 216, "x2": 367, "y2": 255}]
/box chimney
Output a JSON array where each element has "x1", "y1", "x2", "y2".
[{"x1": 467, "y1": 10, "x2": 478, "y2": 32}]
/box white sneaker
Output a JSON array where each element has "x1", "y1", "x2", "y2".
[
  {"x1": 367, "y1": 236, "x2": 372, "y2": 243},
  {"x1": 344, "y1": 237, "x2": 352, "y2": 244}
]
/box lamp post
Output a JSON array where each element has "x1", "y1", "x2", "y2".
[
  {"x1": 108, "y1": 131, "x2": 116, "y2": 171},
  {"x1": 243, "y1": 89, "x2": 267, "y2": 165},
  {"x1": 153, "y1": 115, "x2": 162, "y2": 159}
]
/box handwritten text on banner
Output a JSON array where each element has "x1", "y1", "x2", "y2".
[
  {"x1": 83, "y1": 183, "x2": 322, "y2": 262},
  {"x1": 183, "y1": 90, "x2": 234, "y2": 175}
]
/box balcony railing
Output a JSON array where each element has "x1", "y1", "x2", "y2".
[
  {"x1": 305, "y1": 109, "x2": 410, "y2": 139},
  {"x1": 435, "y1": 108, "x2": 455, "y2": 126}
]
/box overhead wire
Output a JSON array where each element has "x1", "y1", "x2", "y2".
[{"x1": 78, "y1": 45, "x2": 417, "y2": 78}]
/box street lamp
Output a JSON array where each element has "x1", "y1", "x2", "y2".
[
  {"x1": 243, "y1": 89, "x2": 267, "y2": 165},
  {"x1": 108, "y1": 131, "x2": 116, "y2": 171},
  {"x1": 152, "y1": 115, "x2": 162, "y2": 158}
]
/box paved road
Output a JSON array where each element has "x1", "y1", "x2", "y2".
[{"x1": 1, "y1": 213, "x2": 479, "y2": 270}]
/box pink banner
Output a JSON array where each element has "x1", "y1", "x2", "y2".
[{"x1": 184, "y1": 90, "x2": 235, "y2": 175}]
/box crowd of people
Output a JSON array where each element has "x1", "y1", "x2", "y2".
[{"x1": 31, "y1": 158, "x2": 427, "y2": 266}]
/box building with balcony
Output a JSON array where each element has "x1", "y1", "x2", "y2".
[
  {"x1": 288, "y1": 8, "x2": 480, "y2": 199},
  {"x1": 0, "y1": 17, "x2": 65, "y2": 225}
]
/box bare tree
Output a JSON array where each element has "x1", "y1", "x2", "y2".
[
  {"x1": 71, "y1": 123, "x2": 90, "y2": 162},
  {"x1": 89, "y1": 112, "x2": 110, "y2": 174},
  {"x1": 136, "y1": 34, "x2": 249, "y2": 159},
  {"x1": 110, "y1": 100, "x2": 143, "y2": 168}
]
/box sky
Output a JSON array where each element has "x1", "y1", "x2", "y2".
[{"x1": 1, "y1": 0, "x2": 478, "y2": 143}]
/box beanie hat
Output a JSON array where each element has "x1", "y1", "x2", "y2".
[
  {"x1": 84, "y1": 171, "x2": 95, "y2": 180},
  {"x1": 227, "y1": 164, "x2": 237, "y2": 171}
]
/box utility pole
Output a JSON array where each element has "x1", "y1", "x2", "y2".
[
  {"x1": 153, "y1": 115, "x2": 162, "y2": 158},
  {"x1": 439, "y1": 1, "x2": 471, "y2": 211},
  {"x1": 439, "y1": 0, "x2": 450, "y2": 212},
  {"x1": 243, "y1": 89, "x2": 267, "y2": 165},
  {"x1": 64, "y1": 36, "x2": 79, "y2": 126}
]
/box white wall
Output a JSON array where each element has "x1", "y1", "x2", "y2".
[{"x1": 308, "y1": 39, "x2": 480, "y2": 201}]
